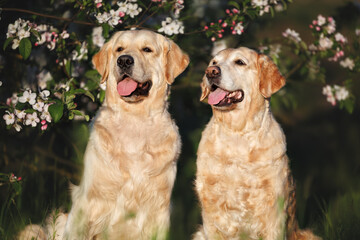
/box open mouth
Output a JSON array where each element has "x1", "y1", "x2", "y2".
[
  {"x1": 117, "y1": 75, "x2": 152, "y2": 98},
  {"x1": 208, "y1": 84, "x2": 244, "y2": 107}
]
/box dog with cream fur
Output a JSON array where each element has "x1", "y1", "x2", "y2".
[
  {"x1": 193, "y1": 47, "x2": 320, "y2": 240},
  {"x1": 18, "y1": 30, "x2": 189, "y2": 240}
]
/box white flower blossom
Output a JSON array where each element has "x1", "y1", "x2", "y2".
[
  {"x1": 37, "y1": 70, "x2": 52, "y2": 90},
  {"x1": 17, "y1": 28, "x2": 30, "y2": 40},
  {"x1": 334, "y1": 85, "x2": 349, "y2": 101},
  {"x1": 39, "y1": 90, "x2": 50, "y2": 100},
  {"x1": 12, "y1": 39, "x2": 20, "y2": 49},
  {"x1": 41, "y1": 104, "x2": 52, "y2": 122},
  {"x1": 317, "y1": 15, "x2": 326, "y2": 26},
  {"x1": 108, "y1": 9, "x2": 121, "y2": 27},
  {"x1": 95, "y1": 12, "x2": 110, "y2": 24},
  {"x1": 318, "y1": 34, "x2": 333, "y2": 50},
  {"x1": 47, "y1": 41, "x2": 56, "y2": 51},
  {"x1": 0, "y1": 81, "x2": 2, "y2": 87},
  {"x1": 92, "y1": 27, "x2": 105, "y2": 48},
  {"x1": 117, "y1": 2, "x2": 128, "y2": 12},
  {"x1": 60, "y1": 30, "x2": 70, "y2": 39},
  {"x1": 234, "y1": 22, "x2": 244, "y2": 35},
  {"x1": 8, "y1": 23, "x2": 18, "y2": 35},
  {"x1": 3, "y1": 111, "x2": 15, "y2": 125},
  {"x1": 322, "y1": 84, "x2": 349, "y2": 106},
  {"x1": 356, "y1": 29, "x2": 360, "y2": 36},
  {"x1": 14, "y1": 123, "x2": 22, "y2": 132},
  {"x1": 158, "y1": 18, "x2": 184, "y2": 36},
  {"x1": 282, "y1": 28, "x2": 301, "y2": 43},
  {"x1": 72, "y1": 42, "x2": 88, "y2": 61},
  {"x1": 15, "y1": 109, "x2": 26, "y2": 119},
  {"x1": 322, "y1": 85, "x2": 336, "y2": 106},
  {"x1": 126, "y1": 3, "x2": 142, "y2": 18},
  {"x1": 334, "y1": 32, "x2": 347, "y2": 43},
  {"x1": 339, "y1": 58, "x2": 355, "y2": 70},
  {"x1": 19, "y1": 90, "x2": 37, "y2": 105},
  {"x1": 25, "y1": 112, "x2": 40, "y2": 127},
  {"x1": 252, "y1": 0, "x2": 268, "y2": 7},
  {"x1": 32, "y1": 101, "x2": 45, "y2": 112},
  {"x1": 11, "y1": 93, "x2": 19, "y2": 105}
]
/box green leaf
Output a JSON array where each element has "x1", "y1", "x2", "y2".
[
  {"x1": 24, "y1": 109, "x2": 36, "y2": 114},
  {"x1": 343, "y1": 98, "x2": 354, "y2": 114},
  {"x1": 3, "y1": 37, "x2": 14, "y2": 51},
  {"x1": 102, "y1": 24, "x2": 110, "y2": 38},
  {"x1": 65, "y1": 60, "x2": 72, "y2": 76},
  {"x1": 48, "y1": 101, "x2": 64, "y2": 123},
  {"x1": 99, "y1": 90, "x2": 105, "y2": 103},
  {"x1": 270, "y1": 6, "x2": 275, "y2": 17},
  {"x1": 228, "y1": 1, "x2": 240, "y2": 9},
  {"x1": 15, "y1": 102, "x2": 27, "y2": 111},
  {"x1": 30, "y1": 29, "x2": 41, "y2": 40},
  {"x1": 19, "y1": 38, "x2": 32, "y2": 60},
  {"x1": 71, "y1": 110, "x2": 90, "y2": 121},
  {"x1": 72, "y1": 89, "x2": 95, "y2": 102}
]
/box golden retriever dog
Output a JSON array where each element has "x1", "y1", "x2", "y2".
[
  {"x1": 18, "y1": 30, "x2": 189, "y2": 240},
  {"x1": 193, "y1": 47, "x2": 320, "y2": 240}
]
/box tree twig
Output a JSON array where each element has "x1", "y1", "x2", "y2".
[{"x1": 2, "y1": 8, "x2": 96, "y2": 26}]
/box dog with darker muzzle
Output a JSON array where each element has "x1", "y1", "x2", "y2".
[{"x1": 194, "y1": 47, "x2": 321, "y2": 240}]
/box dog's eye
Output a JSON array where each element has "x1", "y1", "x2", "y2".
[
  {"x1": 116, "y1": 47, "x2": 123, "y2": 52},
  {"x1": 212, "y1": 60, "x2": 217, "y2": 65},
  {"x1": 143, "y1": 47, "x2": 153, "y2": 53},
  {"x1": 235, "y1": 59, "x2": 246, "y2": 66}
]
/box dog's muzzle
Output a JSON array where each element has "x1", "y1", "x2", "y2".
[
  {"x1": 206, "y1": 66, "x2": 221, "y2": 85},
  {"x1": 117, "y1": 55, "x2": 134, "y2": 71}
]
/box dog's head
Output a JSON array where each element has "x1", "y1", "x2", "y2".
[
  {"x1": 200, "y1": 47, "x2": 285, "y2": 111},
  {"x1": 93, "y1": 30, "x2": 189, "y2": 106}
]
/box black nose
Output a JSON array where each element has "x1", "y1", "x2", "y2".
[{"x1": 117, "y1": 55, "x2": 134, "y2": 70}]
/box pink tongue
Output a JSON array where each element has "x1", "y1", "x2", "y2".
[
  {"x1": 208, "y1": 88, "x2": 228, "y2": 105},
  {"x1": 117, "y1": 77, "x2": 138, "y2": 96}
]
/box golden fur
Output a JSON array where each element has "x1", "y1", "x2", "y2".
[
  {"x1": 19, "y1": 30, "x2": 189, "y2": 240},
  {"x1": 194, "y1": 47, "x2": 320, "y2": 240}
]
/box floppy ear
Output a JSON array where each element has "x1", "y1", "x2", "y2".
[
  {"x1": 92, "y1": 41, "x2": 112, "y2": 84},
  {"x1": 257, "y1": 54, "x2": 286, "y2": 98},
  {"x1": 164, "y1": 39, "x2": 190, "y2": 85},
  {"x1": 200, "y1": 78, "x2": 210, "y2": 101}
]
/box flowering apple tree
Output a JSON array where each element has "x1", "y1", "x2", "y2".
[{"x1": 1, "y1": 0, "x2": 359, "y2": 134}]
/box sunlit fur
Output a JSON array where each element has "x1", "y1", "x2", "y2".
[
  {"x1": 18, "y1": 30, "x2": 189, "y2": 240},
  {"x1": 194, "y1": 47, "x2": 320, "y2": 240}
]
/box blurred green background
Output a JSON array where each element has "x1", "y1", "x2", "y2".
[{"x1": 1, "y1": 0, "x2": 360, "y2": 239}]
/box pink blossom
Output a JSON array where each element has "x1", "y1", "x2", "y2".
[
  {"x1": 222, "y1": 23, "x2": 227, "y2": 28},
  {"x1": 119, "y1": 11, "x2": 125, "y2": 17},
  {"x1": 41, "y1": 124, "x2": 48, "y2": 131},
  {"x1": 232, "y1": 8, "x2": 239, "y2": 14},
  {"x1": 226, "y1": 9, "x2": 230, "y2": 14},
  {"x1": 204, "y1": 26, "x2": 208, "y2": 30},
  {"x1": 211, "y1": 37, "x2": 216, "y2": 42},
  {"x1": 96, "y1": 3, "x2": 102, "y2": 8}
]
